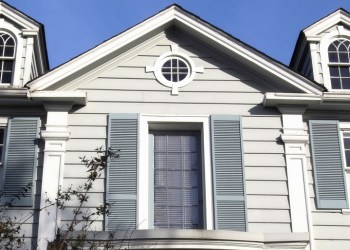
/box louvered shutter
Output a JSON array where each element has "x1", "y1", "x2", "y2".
[
  {"x1": 1, "y1": 118, "x2": 40, "y2": 206},
  {"x1": 106, "y1": 114, "x2": 138, "y2": 230},
  {"x1": 211, "y1": 115, "x2": 247, "y2": 231},
  {"x1": 309, "y1": 120, "x2": 348, "y2": 209}
]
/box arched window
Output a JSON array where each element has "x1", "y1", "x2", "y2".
[
  {"x1": 0, "y1": 32, "x2": 15, "y2": 84},
  {"x1": 328, "y1": 39, "x2": 350, "y2": 89}
]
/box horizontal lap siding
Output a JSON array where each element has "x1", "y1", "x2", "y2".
[{"x1": 64, "y1": 37, "x2": 288, "y2": 233}]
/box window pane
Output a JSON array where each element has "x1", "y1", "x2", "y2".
[
  {"x1": 163, "y1": 60, "x2": 171, "y2": 67},
  {"x1": 344, "y1": 138, "x2": 350, "y2": 149},
  {"x1": 339, "y1": 43, "x2": 348, "y2": 52},
  {"x1": 340, "y1": 67, "x2": 350, "y2": 77},
  {"x1": 329, "y1": 66, "x2": 339, "y2": 77},
  {"x1": 2, "y1": 72, "x2": 12, "y2": 83},
  {"x1": 163, "y1": 73, "x2": 171, "y2": 81},
  {"x1": 339, "y1": 52, "x2": 349, "y2": 63},
  {"x1": 342, "y1": 78, "x2": 350, "y2": 89},
  {"x1": 4, "y1": 46, "x2": 14, "y2": 57},
  {"x1": 3, "y1": 61, "x2": 13, "y2": 71},
  {"x1": 328, "y1": 43, "x2": 337, "y2": 52},
  {"x1": 331, "y1": 78, "x2": 341, "y2": 89},
  {"x1": 346, "y1": 151, "x2": 350, "y2": 167},
  {"x1": 6, "y1": 37, "x2": 14, "y2": 46},
  {"x1": 173, "y1": 73, "x2": 178, "y2": 82},
  {"x1": 328, "y1": 52, "x2": 339, "y2": 62}
]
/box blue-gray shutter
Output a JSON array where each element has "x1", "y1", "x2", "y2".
[
  {"x1": 1, "y1": 117, "x2": 40, "y2": 206},
  {"x1": 106, "y1": 114, "x2": 138, "y2": 230},
  {"x1": 309, "y1": 120, "x2": 348, "y2": 209},
  {"x1": 211, "y1": 115, "x2": 247, "y2": 231}
]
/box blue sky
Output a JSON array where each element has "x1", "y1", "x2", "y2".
[{"x1": 5, "y1": 0, "x2": 350, "y2": 69}]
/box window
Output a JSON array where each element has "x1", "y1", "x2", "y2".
[
  {"x1": 343, "y1": 134, "x2": 350, "y2": 167},
  {"x1": 107, "y1": 114, "x2": 247, "y2": 231},
  {"x1": 161, "y1": 57, "x2": 189, "y2": 83},
  {"x1": 328, "y1": 39, "x2": 350, "y2": 89},
  {"x1": 151, "y1": 131, "x2": 202, "y2": 229},
  {"x1": 146, "y1": 44, "x2": 204, "y2": 95},
  {"x1": 0, "y1": 32, "x2": 15, "y2": 84}
]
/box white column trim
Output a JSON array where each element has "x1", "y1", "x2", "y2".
[
  {"x1": 278, "y1": 106, "x2": 314, "y2": 250},
  {"x1": 22, "y1": 35, "x2": 34, "y2": 84},
  {"x1": 37, "y1": 103, "x2": 72, "y2": 249}
]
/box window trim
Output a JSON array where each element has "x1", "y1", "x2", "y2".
[{"x1": 138, "y1": 115, "x2": 214, "y2": 230}]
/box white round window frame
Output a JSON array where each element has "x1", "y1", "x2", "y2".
[{"x1": 153, "y1": 51, "x2": 196, "y2": 89}]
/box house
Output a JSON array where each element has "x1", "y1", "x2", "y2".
[{"x1": 0, "y1": 1, "x2": 350, "y2": 249}]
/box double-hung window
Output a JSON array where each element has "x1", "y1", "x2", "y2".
[
  {"x1": 0, "y1": 32, "x2": 15, "y2": 84},
  {"x1": 328, "y1": 39, "x2": 350, "y2": 89},
  {"x1": 151, "y1": 131, "x2": 202, "y2": 229}
]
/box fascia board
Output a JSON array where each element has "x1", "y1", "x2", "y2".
[
  {"x1": 263, "y1": 92, "x2": 322, "y2": 107},
  {"x1": 0, "y1": 88, "x2": 28, "y2": 98},
  {"x1": 264, "y1": 91, "x2": 350, "y2": 110},
  {"x1": 29, "y1": 6, "x2": 322, "y2": 95},
  {"x1": 29, "y1": 90, "x2": 87, "y2": 105},
  {"x1": 304, "y1": 10, "x2": 350, "y2": 37},
  {"x1": 323, "y1": 92, "x2": 350, "y2": 102}
]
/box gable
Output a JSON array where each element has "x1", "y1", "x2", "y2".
[
  {"x1": 48, "y1": 28, "x2": 297, "y2": 95},
  {"x1": 27, "y1": 5, "x2": 323, "y2": 97}
]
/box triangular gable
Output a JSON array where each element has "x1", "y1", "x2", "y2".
[
  {"x1": 27, "y1": 4, "x2": 324, "y2": 96},
  {"x1": 290, "y1": 8, "x2": 350, "y2": 69},
  {"x1": 303, "y1": 8, "x2": 350, "y2": 38},
  {"x1": 0, "y1": 1, "x2": 43, "y2": 30}
]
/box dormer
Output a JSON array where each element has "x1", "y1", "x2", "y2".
[
  {"x1": 290, "y1": 8, "x2": 350, "y2": 92},
  {"x1": 0, "y1": 1, "x2": 48, "y2": 88}
]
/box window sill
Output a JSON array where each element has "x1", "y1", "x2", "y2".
[
  {"x1": 62, "y1": 229, "x2": 309, "y2": 249},
  {"x1": 342, "y1": 209, "x2": 350, "y2": 214}
]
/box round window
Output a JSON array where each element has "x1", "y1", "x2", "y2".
[
  {"x1": 146, "y1": 46, "x2": 203, "y2": 95},
  {"x1": 161, "y1": 57, "x2": 190, "y2": 83}
]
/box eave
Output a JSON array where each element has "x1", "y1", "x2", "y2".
[
  {"x1": 27, "y1": 5, "x2": 323, "y2": 95},
  {"x1": 29, "y1": 91, "x2": 87, "y2": 106},
  {"x1": 264, "y1": 91, "x2": 350, "y2": 111}
]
